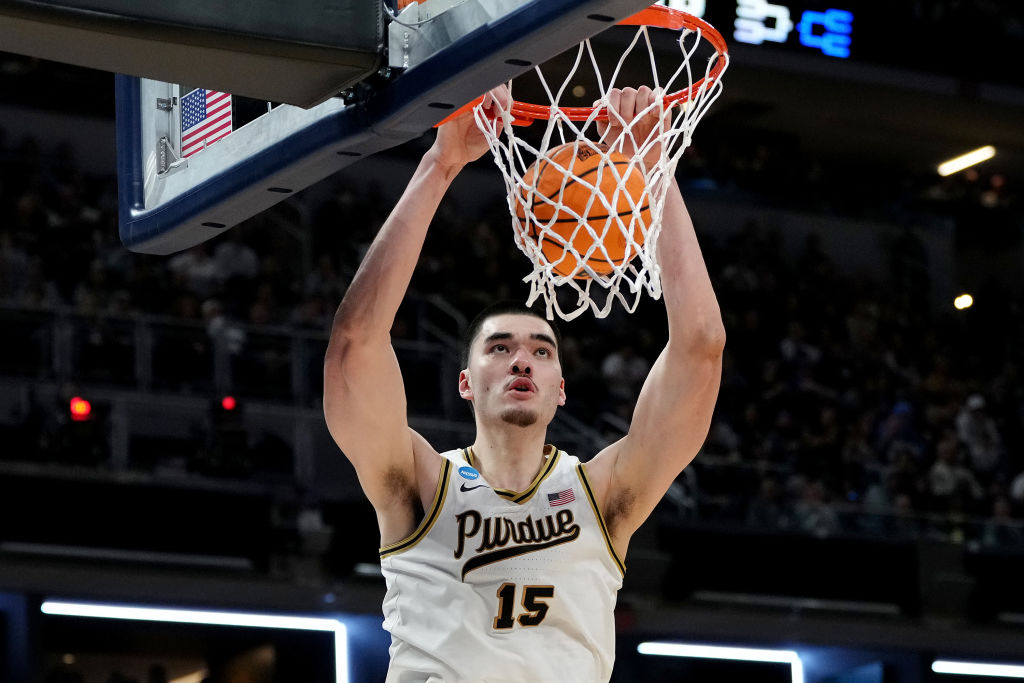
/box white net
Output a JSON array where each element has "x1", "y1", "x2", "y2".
[{"x1": 475, "y1": 10, "x2": 728, "y2": 320}]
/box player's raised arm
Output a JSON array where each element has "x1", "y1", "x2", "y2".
[
  {"x1": 589, "y1": 86, "x2": 726, "y2": 546},
  {"x1": 323, "y1": 88, "x2": 509, "y2": 520}
]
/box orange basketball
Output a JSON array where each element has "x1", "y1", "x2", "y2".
[{"x1": 515, "y1": 141, "x2": 650, "y2": 278}]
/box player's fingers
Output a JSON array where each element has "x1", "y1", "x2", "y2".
[
  {"x1": 594, "y1": 98, "x2": 608, "y2": 136},
  {"x1": 604, "y1": 88, "x2": 622, "y2": 121},
  {"x1": 618, "y1": 87, "x2": 638, "y2": 122},
  {"x1": 637, "y1": 85, "x2": 657, "y2": 119},
  {"x1": 482, "y1": 85, "x2": 509, "y2": 115},
  {"x1": 657, "y1": 88, "x2": 673, "y2": 127},
  {"x1": 602, "y1": 89, "x2": 624, "y2": 141},
  {"x1": 490, "y1": 84, "x2": 512, "y2": 110}
]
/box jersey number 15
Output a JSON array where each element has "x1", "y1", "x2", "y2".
[{"x1": 494, "y1": 583, "x2": 554, "y2": 629}]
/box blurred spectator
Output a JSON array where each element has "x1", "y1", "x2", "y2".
[
  {"x1": 928, "y1": 429, "x2": 984, "y2": 511},
  {"x1": 214, "y1": 230, "x2": 260, "y2": 281},
  {"x1": 1010, "y1": 468, "x2": 1024, "y2": 512},
  {"x1": 168, "y1": 243, "x2": 222, "y2": 298},
  {"x1": 600, "y1": 340, "x2": 650, "y2": 402},
  {"x1": 290, "y1": 294, "x2": 332, "y2": 330},
  {"x1": 876, "y1": 401, "x2": 926, "y2": 464},
  {"x1": 791, "y1": 478, "x2": 842, "y2": 537},
  {"x1": 955, "y1": 394, "x2": 1004, "y2": 481},
  {"x1": 304, "y1": 254, "x2": 344, "y2": 300},
  {"x1": 72, "y1": 259, "x2": 111, "y2": 313},
  {"x1": 0, "y1": 229, "x2": 30, "y2": 300},
  {"x1": 15, "y1": 256, "x2": 62, "y2": 309},
  {"x1": 745, "y1": 475, "x2": 792, "y2": 530},
  {"x1": 889, "y1": 492, "x2": 922, "y2": 539},
  {"x1": 203, "y1": 298, "x2": 246, "y2": 356},
  {"x1": 981, "y1": 496, "x2": 1024, "y2": 548}
]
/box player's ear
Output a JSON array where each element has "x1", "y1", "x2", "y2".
[
  {"x1": 459, "y1": 369, "x2": 474, "y2": 400},
  {"x1": 558, "y1": 378, "x2": 566, "y2": 406}
]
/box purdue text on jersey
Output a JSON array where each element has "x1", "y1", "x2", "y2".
[{"x1": 455, "y1": 508, "x2": 580, "y2": 579}]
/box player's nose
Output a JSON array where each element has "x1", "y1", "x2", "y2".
[{"x1": 510, "y1": 351, "x2": 532, "y2": 375}]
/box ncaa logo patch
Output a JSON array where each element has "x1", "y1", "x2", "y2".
[{"x1": 458, "y1": 466, "x2": 480, "y2": 480}]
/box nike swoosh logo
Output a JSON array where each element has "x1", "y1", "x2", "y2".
[{"x1": 460, "y1": 483, "x2": 488, "y2": 492}]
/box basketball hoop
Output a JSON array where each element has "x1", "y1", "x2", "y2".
[{"x1": 475, "y1": 5, "x2": 728, "y2": 320}]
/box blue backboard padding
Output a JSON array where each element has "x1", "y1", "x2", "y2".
[
  {"x1": 117, "y1": 0, "x2": 655, "y2": 254},
  {"x1": 115, "y1": 74, "x2": 142, "y2": 228}
]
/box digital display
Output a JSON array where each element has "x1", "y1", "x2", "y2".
[
  {"x1": 660, "y1": 0, "x2": 1019, "y2": 87},
  {"x1": 663, "y1": 0, "x2": 854, "y2": 58}
]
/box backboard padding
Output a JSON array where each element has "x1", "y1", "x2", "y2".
[{"x1": 0, "y1": 0, "x2": 382, "y2": 108}]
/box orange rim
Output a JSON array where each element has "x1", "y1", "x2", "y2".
[
  {"x1": 511, "y1": 6, "x2": 728, "y2": 124},
  {"x1": 434, "y1": 4, "x2": 728, "y2": 128}
]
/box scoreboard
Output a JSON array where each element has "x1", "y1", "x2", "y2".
[
  {"x1": 664, "y1": 0, "x2": 855, "y2": 58},
  {"x1": 661, "y1": 0, "x2": 1016, "y2": 85}
]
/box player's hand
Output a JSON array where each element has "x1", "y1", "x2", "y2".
[
  {"x1": 597, "y1": 86, "x2": 668, "y2": 171},
  {"x1": 431, "y1": 85, "x2": 511, "y2": 171}
]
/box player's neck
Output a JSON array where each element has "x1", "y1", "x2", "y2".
[{"x1": 469, "y1": 424, "x2": 549, "y2": 492}]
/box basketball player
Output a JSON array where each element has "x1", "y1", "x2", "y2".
[{"x1": 324, "y1": 85, "x2": 725, "y2": 682}]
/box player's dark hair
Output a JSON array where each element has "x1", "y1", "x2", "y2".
[{"x1": 461, "y1": 301, "x2": 562, "y2": 368}]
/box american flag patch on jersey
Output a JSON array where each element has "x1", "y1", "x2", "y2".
[{"x1": 547, "y1": 488, "x2": 575, "y2": 506}]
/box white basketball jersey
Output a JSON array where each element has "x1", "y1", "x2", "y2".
[{"x1": 380, "y1": 446, "x2": 625, "y2": 683}]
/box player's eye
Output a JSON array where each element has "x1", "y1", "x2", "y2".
[
  {"x1": 492, "y1": 344, "x2": 507, "y2": 353},
  {"x1": 536, "y1": 348, "x2": 550, "y2": 357}
]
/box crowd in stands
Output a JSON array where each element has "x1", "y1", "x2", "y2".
[{"x1": 1, "y1": 101, "x2": 1022, "y2": 554}]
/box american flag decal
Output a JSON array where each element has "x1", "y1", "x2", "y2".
[
  {"x1": 547, "y1": 488, "x2": 575, "y2": 507},
  {"x1": 181, "y1": 88, "x2": 233, "y2": 158}
]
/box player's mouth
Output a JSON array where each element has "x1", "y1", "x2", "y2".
[{"x1": 507, "y1": 377, "x2": 537, "y2": 398}]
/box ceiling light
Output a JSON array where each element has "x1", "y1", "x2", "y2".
[
  {"x1": 638, "y1": 642, "x2": 804, "y2": 683},
  {"x1": 938, "y1": 146, "x2": 996, "y2": 176},
  {"x1": 41, "y1": 601, "x2": 348, "y2": 683},
  {"x1": 933, "y1": 660, "x2": 1024, "y2": 678}
]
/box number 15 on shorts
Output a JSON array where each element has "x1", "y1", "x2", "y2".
[{"x1": 494, "y1": 583, "x2": 555, "y2": 629}]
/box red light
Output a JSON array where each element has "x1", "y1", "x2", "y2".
[
  {"x1": 221, "y1": 396, "x2": 237, "y2": 411},
  {"x1": 69, "y1": 396, "x2": 92, "y2": 421}
]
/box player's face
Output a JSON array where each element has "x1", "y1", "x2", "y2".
[{"x1": 459, "y1": 314, "x2": 565, "y2": 428}]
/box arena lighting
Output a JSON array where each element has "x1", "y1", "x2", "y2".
[
  {"x1": 938, "y1": 146, "x2": 996, "y2": 177},
  {"x1": 69, "y1": 396, "x2": 92, "y2": 422},
  {"x1": 40, "y1": 601, "x2": 348, "y2": 683},
  {"x1": 637, "y1": 642, "x2": 804, "y2": 683},
  {"x1": 933, "y1": 660, "x2": 1024, "y2": 678},
  {"x1": 954, "y1": 294, "x2": 974, "y2": 310}
]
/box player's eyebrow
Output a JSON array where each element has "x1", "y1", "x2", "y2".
[
  {"x1": 530, "y1": 333, "x2": 557, "y2": 349},
  {"x1": 482, "y1": 332, "x2": 556, "y2": 349},
  {"x1": 483, "y1": 332, "x2": 513, "y2": 345}
]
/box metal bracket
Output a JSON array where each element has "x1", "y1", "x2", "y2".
[
  {"x1": 388, "y1": 0, "x2": 533, "y2": 69},
  {"x1": 157, "y1": 136, "x2": 186, "y2": 176},
  {"x1": 157, "y1": 136, "x2": 170, "y2": 173},
  {"x1": 156, "y1": 97, "x2": 175, "y2": 111}
]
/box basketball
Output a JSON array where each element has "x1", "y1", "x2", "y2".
[{"x1": 515, "y1": 141, "x2": 651, "y2": 278}]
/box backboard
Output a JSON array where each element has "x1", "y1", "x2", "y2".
[{"x1": 110, "y1": 0, "x2": 659, "y2": 254}]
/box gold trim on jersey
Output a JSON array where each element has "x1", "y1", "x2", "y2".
[
  {"x1": 576, "y1": 463, "x2": 626, "y2": 577},
  {"x1": 464, "y1": 445, "x2": 561, "y2": 504},
  {"x1": 379, "y1": 458, "x2": 452, "y2": 559}
]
